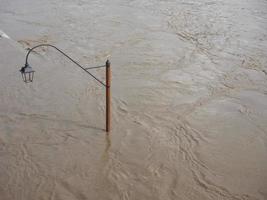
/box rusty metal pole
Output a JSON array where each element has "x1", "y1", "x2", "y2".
[{"x1": 106, "y1": 60, "x2": 111, "y2": 132}]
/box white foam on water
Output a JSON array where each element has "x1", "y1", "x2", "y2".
[{"x1": 0, "y1": 30, "x2": 10, "y2": 39}]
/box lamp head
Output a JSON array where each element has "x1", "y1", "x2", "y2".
[{"x1": 20, "y1": 63, "x2": 35, "y2": 83}]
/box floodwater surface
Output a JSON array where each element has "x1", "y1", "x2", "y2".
[{"x1": 0, "y1": 0, "x2": 267, "y2": 199}]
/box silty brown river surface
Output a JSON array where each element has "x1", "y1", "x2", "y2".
[{"x1": 0, "y1": 0, "x2": 267, "y2": 199}]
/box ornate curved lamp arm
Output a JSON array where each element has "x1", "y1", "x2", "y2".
[{"x1": 25, "y1": 44, "x2": 106, "y2": 87}]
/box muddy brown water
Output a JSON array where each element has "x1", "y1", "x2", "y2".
[{"x1": 0, "y1": 0, "x2": 267, "y2": 199}]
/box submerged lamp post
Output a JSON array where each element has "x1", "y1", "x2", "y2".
[{"x1": 19, "y1": 44, "x2": 111, "y2": 132}]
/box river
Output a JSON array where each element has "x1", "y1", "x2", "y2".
[{"x1": 0, "y1": 0, "x2": 267, "y2": 199}]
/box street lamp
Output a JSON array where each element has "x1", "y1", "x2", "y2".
[
  {"x1": 20, "y1": 64, "x2": 35, "y2": 82},
  {"x1": 19, "y1": 44, "x2": 111, "y2": 132}
]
